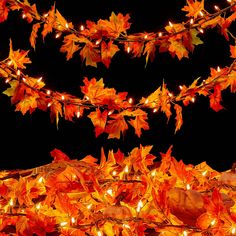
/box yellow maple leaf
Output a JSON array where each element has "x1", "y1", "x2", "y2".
[{"x1": 182, "y1": 0, "x2": 205, "y2": 19}]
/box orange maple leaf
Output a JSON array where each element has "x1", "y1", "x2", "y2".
[
  {"x1": 168, "y1": 39, "x2": 189, "y2": 60},
  {"x1": 0, "y1": 0, "x2": 8, "y2": 23},
  {"x1": 15, "y1": 95, "x2": 39, "y2": 115},
  {"x1": 30, "y1": 23, "x2": 41, "y2": 50},
  {"x1": 60, "y1": 34, "x2": 81, "y2": 60},
  {"x1": 8, "y1": 39, "x2": 31, "y2": 69},
  {"x1": 181, "y1": 0, "x2": 204, "y2": 19},
  {"x1": 230, "y1": 45, "x2": 236, "y2": 58},
  {"x1": 101, "y1": 41, "x2": 119, "y2": 68},
  {"x1": 64, "y1": 104, "x2": 83, "y2": 121},
  {"x1": 88, "y1": 109, "x2": 108, "y2": 137},
  {"x1": 174, "y1": 104, "x2": 183, "y2": 133},
  {"x1": 80, "y1": 42, "x2": 101, "y2": 67},
  {"x1": 105, "y1": 113, "x2": 128, "y2": 139},
  {"x1": 128, "y1": 109, "x2": 149, "y2": 137},
  {"x1": 209, "y1": 85, "x2": 224, "y2": 112},
  {"x1": 98, "y1": 12, "x2": 131, "y2": 38},
  {"x1": 50, "y1": 148, "x2": 71, "y2": 161},
  {"x1": 41, "y1": 5, "x2": 55, "y2": 40}
]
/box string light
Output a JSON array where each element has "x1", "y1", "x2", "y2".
[
  {"x1": 217, "y1": 66, "x2": 221, "y2": 72},
  {"x1": 127, "y1": 46, "x2": 131, "y2": 53},
  {"x1": 7, "y1": 60, "x2": 12, "y2": 66},
  {"x1": 17, "y1": 70, "x2": 21, "y2": 76},
  {"x1": 211, "y1": 219, "x2": 216, "y2": 226},
  {"x1": 199, "y1": 28, "x2": 204, "y2": 34},
  {"x1": 71, "y1": 217, "x2": 76, "y2": 225},
  {"x1": 199, "y1": 11, "x2": 204, "y2": 17},
  {"x1": 151, "y1": 169, "x2": 156, "y2": 177},
  {"x1": 123, "y1": 224, "x2": 131, "y2": 229},
  {"x1": 65, "y1": 22, "x2": 69, "y2": 29},
  {"x1": 97, "y1": 231, "x2": 102, "y2": 236},
  {"x1": 47, "y1": 102, "x2": 52, "y2": 107},
  {"x1": 87, "y1": 204, "x2": 92, "y2": 209},
  {"x1": 136, "y1": 200, "x2": 143, "y2": 212},
  {"x1": 153, "y1": 108, "x2": 158, "y2": 113},
  {"x1": 179, "y1": 85, "x2": 183, "y2": 90},
  {"x1": 214, "y1": 5, "x2": 220, "y2": 11},
  {"x1": 124, "y1": 165, "x2": 129, "y2": 173},
  {"x1": 106, "y1": 188, "x2": 113, "y2": 196},
  {"x1": 128, "y1": 98, "x2": 133, "y2": 104},
  {"x1": 186, "y1": 184, "x2": 191, "y2": 190},
  {"x1": 190, "y1": 19, "x2": 194, "y2": 24},
  {"x1": 37, "y1": 77, "x2": 42, "y2": 83},
  {"x1": 76, "y1": 111, "x2": 81, "y2": 118},
  {"x1": 36, "y1": 203, "x2": 41, "y2": 210},
  {"x1": 38, "y1": 176, "x2": 44, "y2": 183},
  {"x1": 168, "y1": 92, "x2": 173, "y2": 97},
  {"x1": 232, "y1": 227, "x2": 236, "y2": 234},
  {"x1": 61, "y1": 95, "x2": 65, "y2": 100},
  {"x1": 22, "y1": 77, "x2": 26, "y2": 82},
  {"x1": 202, "y1": 170, "x2": 208, "y2": 176},
  {"x1": 108, "y1": 110, "x2": 113, "y2": 116},
  {"x1": 22, "y1": 13, "x2": 26, "y2": 19},
  {"x1": 144, "y1": 34, "x2": 148, "y2": 39},
  {"x1": 227, "y1": 0, "x2": 232, "y2": 2},
  {"x1": 169, "y1": 21, "x2": 173, "y2": 27},
  {"x1": 191, "y1": 97, "x2": 195, "y2": 103},
  {"x1": 145, "y1": 99, "x2": 149, "y2": 104},
  {"x1": 158, "y1": 32, "x2": 163, "y2": 37},
  {"x1": 80, "y1": 25, "x2": 84, "y2": 31},
  {"x1": 112, "y1": 170, "x2": 117, "y2": 176},
  {"x1": 55, "y1": 33, "x2": 61, "y2": 38},
  {"x1": 46, "y1": 90, "x2": 51, "y2": 95},
  {"x1": 9, "y1": 199, "x2": 14, "y2": 206},
  {"x1": 183, "y1": 230, "x2": 188, "y2": 236},
  {"x1": 43, "y1": 13, "x2": 48, "y2": 18},
  {"x1": 60, "y1": 222, "x2": 68, "y2": 227},
  {"x1": 5, "y1": 78, "x2": 10, "y2": 83}
]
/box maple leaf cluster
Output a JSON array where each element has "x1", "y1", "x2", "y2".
[
  {"x1": 0, "y1": 0, "x2": 236, "y2": 66},
  {"x1": 0, "y1": 146, "x2": 235, "y2": 235}
]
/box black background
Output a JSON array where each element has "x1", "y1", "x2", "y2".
[{"x1": 0, "y1": 0, "x2": 235, "y2": 171}]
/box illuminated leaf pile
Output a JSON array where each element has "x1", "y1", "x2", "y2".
[
  {"x1": 0, "y1": 146, "x2": 236, "y2": 235},
  {"x1": 0, "y1": 0, "x2": 236, "y2": 235}
]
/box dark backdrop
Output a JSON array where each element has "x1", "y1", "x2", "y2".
[{"x1": 0, "y1": 0, "x2": 235, "y2": 171}]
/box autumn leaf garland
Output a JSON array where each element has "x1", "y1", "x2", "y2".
[
  {"x1": 1, "y1": 0, "x2": 236, "y2": 67},
  {"x1": 1, "y1": 41, "x2": 236, "y2": 138}
]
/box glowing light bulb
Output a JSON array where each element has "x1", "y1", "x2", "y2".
[
  {"x1": 60, "y1": 222, "x2": 68, "y2": 227},
  {"x1": 191, "y1": 97, "x2": 195, "y2": 103},
  {"x1": 183, "y1": 230, "x2": 188, "y2": 236},
  {"x1": 46, "y1": 90, "x2": 51, "y2": 95},
  {"x1": 97, "y1": 231, "x2": 102, "y2": 236},
  {"x1": 80, "y1": 25, "x2": 84, "y2": 31},
  {"x1": 124, "y1": 165, "x2": 129, "y2": 173},
  {"x1": 179, "y1": 85, "x2": 183, "y2": 90},
  {"x1": 65, "y1": 23, "x2": 69, "y2": 29},
  {"x1": 112, "y1": 170, "x2": 117, "y2": 176},
  {"x1": 127, "y1": 46, "x2": 131, "y2": 53},
  {"x1": 87, "y1": 204, "x2": 92, "y2": 209},
  {"x1": 37, "y1": 77, "x2": 42, "y2": 83},
  {"x1": 95, "y1": 40, "x2": 100, "y2": 45},
  {"x1": 71, "y1": 217, "x2": 76, "y2": 224},
  {"x1": 151, "y1": 170, "x2": 156, "y2": 177},
  {"x1": 144, "y1": 34, "x2": 148, "y2": 39},
  {"x1": 190, "y1": 19, "x2": 194, "y2": 24},
  {"x1": 211, "y1": 219, "x2": 216, "y2": 226},
  {"x1": 227, "y1": 0, "x2": 232, "y2": 2},
  {"x1": 7, "y1": 60, "x2": 13, "y2": 66},
  {"x1": 36, "y1": 203, "x2": 41, "y2": 210},
  {"x1": 145, "y1": 99, "x2": 149, "y2": 104},
  {"x1": 106, "y1": 189, "x2": 113, "y2": 196},
  {"x1": 85, "y1": 96, "x2": 89, "y2": 100},
  {"x1": 169, "y1": 21, "x2": 173, "y2": 27},
  {"x1": 22, "y1": 77, "x2": 26, "y2": 82},
  {"x1": 38, "y1": 176, "x2": 44, "y2": 183},
  {"x1": 217, "y1": 66, "x2": 221, "y2": 72},
  {"x1": 61, "y1": 95, "x2": 65, "y2": 100},
  {"x1": 153, "y1": 108, "x2": 158, "y2": 113},
  {"x1": 76, "y1": 111, "x2": 81, "y2": 118},
  {"x1": 214, "y1": 5, "x2": 220, "y2": 10},
  {"x1": 9, "y1": 199, "x2": 14, "y2": 206},
  {"x1": 168, "y1": 92, "x2": 173, "y2": 97},
  {"x1": 22, "y1": 14, "x2": 26, "y2": 19},
  {"x1": 55, "y1": 33, "x2": 61, "y2": 38},
  {"x1": 232, "y1": 227, "x2": 236, "y2": 234},
  {"x1": 44, "y1": 13, "x2": 48, "y2": 18},
  {"x1": 137, "y1": 200, "x2": 143, "y2": 212},
  {"x1": 108, "y1": 110, "x2": 113, "y2": 116},
  {"x1": 128, "y1": 98, "x2": 133, "y2": 104},
  {"x1": 202, "y1": 170, "x2": 208, "y2": 176},
  {"x1": 186, "y1": 184, "x2": 191, "y2": 190},
  {"x1": 123, "y1": 224, "x2": 130, "y2": 229},
  {"x1": 199, "y1": 28, "x2": 204, "y2": 34},
  {"x1": 47, "y1": 102, "x2": 52, "y2": 107},
  {"x1": 5, "y1": 78, "x2": 10, "y2": 83},
  {"x1": 158, "y1": 32, "x2": 163, "y2": 37},
  {"x1": 199, "y1": 11, "x2": 204, "y2": 17},
  {"x1": 17, "y1": 70, "x2": 21, "y2": 76}
]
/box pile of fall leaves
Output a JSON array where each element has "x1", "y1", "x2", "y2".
[
  {"x1": 0, "y1": 146, "x2": 235, "y2": 235},
  {"x1": 0, "y1": 0, "x2": 236, "y2": 235}
]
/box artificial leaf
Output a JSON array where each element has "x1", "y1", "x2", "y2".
[
  {"x1": 0, "y1": 0, "x2": 8, "y2": 23},
  {"x1": 181, "y1": 0, "x2": 205, "y2": 19},
  {"x1": 168, "y1": 39, "x2": 189, "y2": 60},
  {"x1": 80, "y1": 42, "x2": 101, "y2": 67},
  {"x1": 190, "y1": 29, "x2": 203, "y2": 45},
  {"x1": 49, "y1": 100, "x2": 62, "y2": 128},
  {"x1": 209, "y1": 84, "x2": 224, "y2": 112},
  {"x1": 128, "y1": 109, "x2": 149, "y2": 137},
  {"x1": 30, "y1": 23, "x2": 41, "y2": 50},
  {"x1": 8, "y1": 39, "x2": 31, "y2": 69},
  {"x1": 101, "y1": 41, "x2": 119, "y2": 68},
  {"x1": 15, "y1": 95, "x2": 39, "y2": 115},
  {"x1": 88, "y1": 109, "x2": 108, "y2": 137},
  {"x1": 105, "y1": 113, "x2": 128, "y2": 139},
  {"x1": 55, "y1": 9, "x2": 73, "y2": 30},
  {"x1": 50, "y1": 148, "x2": 71, "y2": 161},
  {"x1": 98, "y1": 12, "x2": 131, "y2": 38},
  {"x1": 160, "y1": 83, "x2": 172, "y2": 120},
  {"x1": 60, "y1": 34, "x2": 80, "y2": 60},
  {"x1": 41, "y1": 5, "x2": 55, "y2": 40},
  {"x1": 174, "y1": 104, "x2": 183, "y2": 133},
  {"x1": 230, "y1": 45, "x2": 236, "y2": 58},
  {"x1": 143, "y1": 41, "x2": 156, "y2": 65},
  {"x1": 64, "y1": 103, "x2": 82, "y2": 121}
]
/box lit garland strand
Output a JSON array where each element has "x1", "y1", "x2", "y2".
[
  {"x1": 0, "y1": 146, "x2": 235, "y2": 235},
  {"x1": 0, "y1": 58, "x2": 236, "y2": 136},
  {"x1": 3, "y1": 0, "x2": 236, "y2": 66}
]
